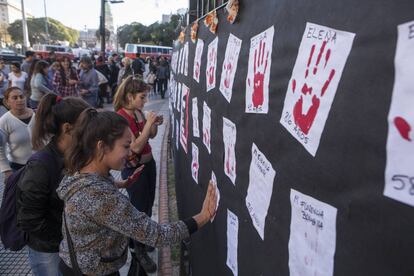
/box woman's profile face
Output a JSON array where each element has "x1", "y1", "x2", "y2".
[
  {"x1": 129, "y1": 92, "x2": 147, "y2": 110},
  {"x1": 102, "y1": 127, "x2": 132, "y2": 171}
]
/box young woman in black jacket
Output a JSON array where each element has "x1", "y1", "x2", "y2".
[{"x1": 16, "y1": 94, "x2": 89, "y2": 276}]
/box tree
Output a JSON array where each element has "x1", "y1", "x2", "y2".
[{"x1": 7, "y1": 17, "x2": 79, "y2": 45}]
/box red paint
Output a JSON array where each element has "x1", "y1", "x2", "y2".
[
  {"x1": 313, "y1": 40, "x2": 327, "y2": 75},
  {"x1": 321, "y1": 69, "x2": 335, "y2": 96},
  {"x1": 301, "y1": 83, "x2": 313, "y2": 95},
  {"x1": 307, "y1": 45, "x2": 316, "y2": 68},
  {"x1": 251, "y1": 39, "x2": 269, "y2": 108},
  {"x1": 324, "y1": 49, "x2": 331, "y2": 69},
  {"x1": 292, "y1": 79, "x2": 296, "y2": 93},
  {"x1": 293, "y1": 95, "x2": 320, "y2": 135},
  {"x1": 394, "y1": 116, "x2": 412, "y2": 141}
]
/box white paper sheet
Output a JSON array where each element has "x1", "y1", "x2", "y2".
[
  {"x1": 176, "y1": 83, "x2": 182, "y2": 112},
  {"x1": 384, "y1": 20, "x2": 414, "y2": 207},
  {"x1": 280, "y1": 22, "x2": 355, "y2": 156},
  {"x1": 184, "y1": 42, "x2": 189, "y2": 76},
  {"x1": 226, "y1": 209, "x2": 238, "y2": 276},
  {"x1": 193, "y1": 39, "x2": 204, "y2": 83},
  {"x1": 178, "y1": 47, "x2": 184, "y2": 74},
  {"x1": 175, "y1": 119, "x2": 179, "y2": 150},
  {"x1": 179, "y1": 84, "x2": 190, "y2": 153},
  {"x1": 223, "y1": 117, "x2": 237, "y2": 184},
  {"x1": 210, "y1": 171, "x2": 221, "y2": 222},
  {"x1": 288, "y1": 189, "x2": 337, "y2": 276},
  {"x1": 202, "y1": 101, "x2": 212, "y2": 154},
  {"x1": 191, "y1": 142, "x2": 199, "y2": 183},
  {"x1": 206, "y1": 37, "x2": 219, "y2": 92},
  {"x1": 245, "y1": 26, "x2": 274, "y2": 114},
  {"x1": 220, "y1": 34, "x2": 242, "y2": 102},
  {"x1": 245, "y1": 143, "x2": 276, "y2": 239},
  {"x1": 192, "y1": 97, "x2": 200, "y2": 138}
]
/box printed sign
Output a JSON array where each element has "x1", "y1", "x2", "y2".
[
  {"x1": 245, "y1": 143, "x2": 276, "y2": 239},
  {"x1": 245, "y1": 26, "x2": 274, "y2": 114},
  {"x1": 280, "y1": 22, "x2": 355, "y2": 156},
  {"x1": 289, "y1": 189, "x2": 337, "y2": 276},
  {"x1": 220, "y1": 34, "x2": 242, "y2": 102},
  {"x1": 384, "y1": 20, "x2": 414, "y2": 207}
]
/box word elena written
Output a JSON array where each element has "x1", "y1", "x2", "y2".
[{"x1": 306, "y1": 26, "x2": 337, "y2": 43}]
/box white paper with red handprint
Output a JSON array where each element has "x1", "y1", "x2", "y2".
[
  {"x1": 280, "y1": 22, "x2": 355, "y2": 156},
  {"x1": 245, "y1": 143, "x2": 276, "y2": 240},
  {"x1": 226, "y1": 209, "x2": 238, "y2": 276},
  {"x1": 176, "y1": 83, "x2": 182, "y2": 112},
  {"x1": 384, "y1": 20, "x2": 414, "y2": 207},
  {"x1": 180, "y1": 84, "x2": 190, "y2": 153},
  {"x1": 202, "y1": 101, "x2": 212, "y2": 154},
  {"x1": 191, "y1": 142, "x2": 199, "y2": 183},
  {"x1": 192, "y1": 97, "x2": 200, "y2": 138},
  {"x1": 223, "y1": 117, "x2": 237, "y2": 184},
  {"x1": 210, "y1": 171, "x2": 221, "y2": 222},
  {"x1": 193, "y1": 39, "x2": 204, "y2": 83},
  {"x1": 177, "y1": 48, "x2": 183, "y2": 74},
  {"x1": 289, "y1": 189, "x2": 337, "y2": 276},
  {"x1": 184, "y1": 42, "x2": 189, "y2": 76},
  {"x1": 206, "y1": 37, "x2": 219, "y2": 92},
  {"x1": 175, "y1": 119, "x2": 179, "y2": 150},
  {"x1": 220, "y1": 34, "x2": 242, "y2": 103},
  {"x1": 245, "y1": 26, "x2": 274, "y2": 114}
]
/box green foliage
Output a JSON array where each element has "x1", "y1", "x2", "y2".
[
  {"x1": 7, "y1": 17, "x2": 79, "y2": 46},
  {"x1": 117, "y1": 13, "x2": 184, "y2": 48}
]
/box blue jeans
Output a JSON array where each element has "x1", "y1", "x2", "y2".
[{"x1": 28, "y1": 247, "x2": 61, "y2": 276}]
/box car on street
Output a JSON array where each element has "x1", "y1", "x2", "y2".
[{"x1": 0, "y1": 48, "x2": 25, "y2": 64}]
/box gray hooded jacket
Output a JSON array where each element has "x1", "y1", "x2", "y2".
[{"x1": 57, "y1": 172, "x2": 189, "y2": 275}]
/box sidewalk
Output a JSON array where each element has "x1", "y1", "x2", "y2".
[{"x1": 0, "y1": 95, "x2": 170, "y2": 276}]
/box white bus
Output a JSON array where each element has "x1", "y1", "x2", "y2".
[{"x1": 124, "y1": 44, "x2": 172, "y2": 59}]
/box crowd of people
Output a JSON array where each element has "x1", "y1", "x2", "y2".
[{"x1": 0, "y1": 51, "x2": 217, "y2": 276}]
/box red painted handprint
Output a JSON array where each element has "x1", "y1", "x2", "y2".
[
  {"x1": 394, "y1": 116, "x2": 412, "y2": 142},
  {"x1": 248, "y1": 39, "x2": 269, "y2": 109},
  {"x1": 292, "y1": 41, "x2": 336, "y2": 135},
  {"x1": 207, "y1": 47, "x2": 216, "y2": 86},
  {"x1": 223, "y1": 53, "x2": 235, "y2": 89},
  {"x1": 195, "y1": 61, "x2": 200, "y2": 80}
]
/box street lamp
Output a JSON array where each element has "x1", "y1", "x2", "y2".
[{"x1": 100, "y1": 0, "x2": 124, "y2": 53}]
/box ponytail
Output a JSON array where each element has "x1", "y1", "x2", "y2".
[
  {"x1": 31, "y1": 94, "x2": 90, "y2": 150},
  {"x1": 66, "y1": 109, "x2": 129, "y2": 174}
]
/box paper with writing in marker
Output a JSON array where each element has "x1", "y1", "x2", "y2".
[
  {"x1": 193, "y1": 39, "x2": 204, "y2": 83},
  {"x1": 184, "y1": 42, "x2": 189, "y2": 76},
  {"x1": 226, "y1": 209, "x2": 238, "y2": 276},
  {"x1": 202, "y1": 102, "x2": 212, "y2": 154},
  {"x1": 191, "y1": 143, "x2": 199, "y2": 183},
  {"x1": 192, "y1": 97, "x2": 200, "y2": 138},
  {"x1": 210, "y1": 171, "x2": 220, "y2": 222},
  {"x1": 223, "y1": 117, "x2": 237, "y2": 184},
  {"x1": 384, "y1": 20, "x2": 414, "y2": 207},
  {"x1": 178, "y1": 47, "x2": 184, "y2": 74},
  {"x1": 245, "y1": 26, "x2": 274, "y2": 114},
  {"x1": 245, "y1": 143, "x2": 276, "y2": 240},
  {"x1": 289, "y1": 189, "x2": 337, "y2": 276},
  {"x1": 220, "y1": 33, "x2": 242, "y2": 102},
  {"x1": 280, "y1": 22, "x2": 355, "y2": 156},
  {"x1": 206, "y1": 37, "x2": 219, "y2": 92},
  {"x1": 179, "y1": 85, "x2": 190, "y2": 153}
]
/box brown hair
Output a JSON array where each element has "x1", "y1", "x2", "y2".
[
  {"x1": 3, "y1": 86, "x2": 24, "y2": 109},
  {"x1": 65, "y1": 109, "x2": 129, "y2": 174},
  {"x1": 31, "y1": 94, "x2": 90, "y2": 150},
  {"x1": 113, "y1": 75, "x2": 151, "y2": 111}
]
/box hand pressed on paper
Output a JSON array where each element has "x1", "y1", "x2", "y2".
[
  {"x1": 207, "y1": 47, "x2": 216, "y2": 86},
  {"x1": 248, "y1": 39, "x2": 269, "y2": 109}
]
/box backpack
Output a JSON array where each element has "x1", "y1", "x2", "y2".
[{"x1": 0, "y1": 151, "x2": 58, "y2": 251}]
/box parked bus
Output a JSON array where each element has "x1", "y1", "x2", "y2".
[
  {"x1": 124, "y1": 44, "x2": 172, "y2": 59},
  {"x1": 32, "y1": 44, "x2": 75, "y2": 61}
]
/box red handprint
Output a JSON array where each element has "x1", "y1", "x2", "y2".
[
  {"x1": 248, "y1": 39, "x2": 269, "y2": 109},
  {"x1": 394, "y1": 116, "x2": 412, "y2": 141},
  {"x1": 292, "y1": 41, "x2": 336, "y2": 135},
  {"x1": 223, "y1": 53, "x2": 235, "y2": 89},
  {"x1": 195, "y1": 61, "x2": 200, "y2": 80},
  {"x1": 207, "y1": 47, "x2": 216, "y2": 86}
]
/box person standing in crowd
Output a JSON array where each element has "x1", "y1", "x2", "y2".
[
  {"x1": 30, "y1": 60, "x2": 55, "y2": 109},
  {"x1": 0, "y1": 58, "x2": 9, "y2": 106},
  {"x1": 46, "y1": 50, "x2": 57, "y2": 65},
  {"x1": 78, "y1": 56, "x2": 99, "y2": 107},
  {"x1": 156, "y1": 58, "x2": 169, "y2": 99},
  {"x1": 8, "y1": 62, "x2": 28, "y2": 92},
  {"x1": 48, "y1": 62, "x2": 61, "y2": 92},
  {"x1": 0, "y1": 87, "x2": 35, "y2": 181},
  {"x1": 131, "y1": 52, "x2": 145, "y2": 76},
  {"x1": 95, "y1": 56, "x2": 110, "y2": 107},
  {"x1": 108, "y1": 55, "x2": 120, "y2": 103},
  {"x1": 21, "y1": 51, "x2": 35, "y2": 74},
  {"x1": 113, "y1": 76, "x2": 163, "y2": 273},
  {"x1": 117, "y1": 57, "x2": 133, "y2": 86},
  {"x1": 16, "y1": 94, "x2": 89, "y2": 276},
  {"x1": 57, "y1": 108, "x2": 217, "y2": 275},
  {"x1": 53, "y1": 57, "x2": 79, "y2": 98}
]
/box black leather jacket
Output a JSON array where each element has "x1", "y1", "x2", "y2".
[{"x1": 16, "y1": 140, "x2": 64, "y2": 253}]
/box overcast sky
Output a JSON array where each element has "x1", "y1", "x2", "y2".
[{"x1": 25, "y1": 0, "x2": 188, "y2": 30}]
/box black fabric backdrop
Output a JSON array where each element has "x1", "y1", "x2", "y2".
[{"x1": 169, "y1": 0, "x2": 414, "y2": 275}]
